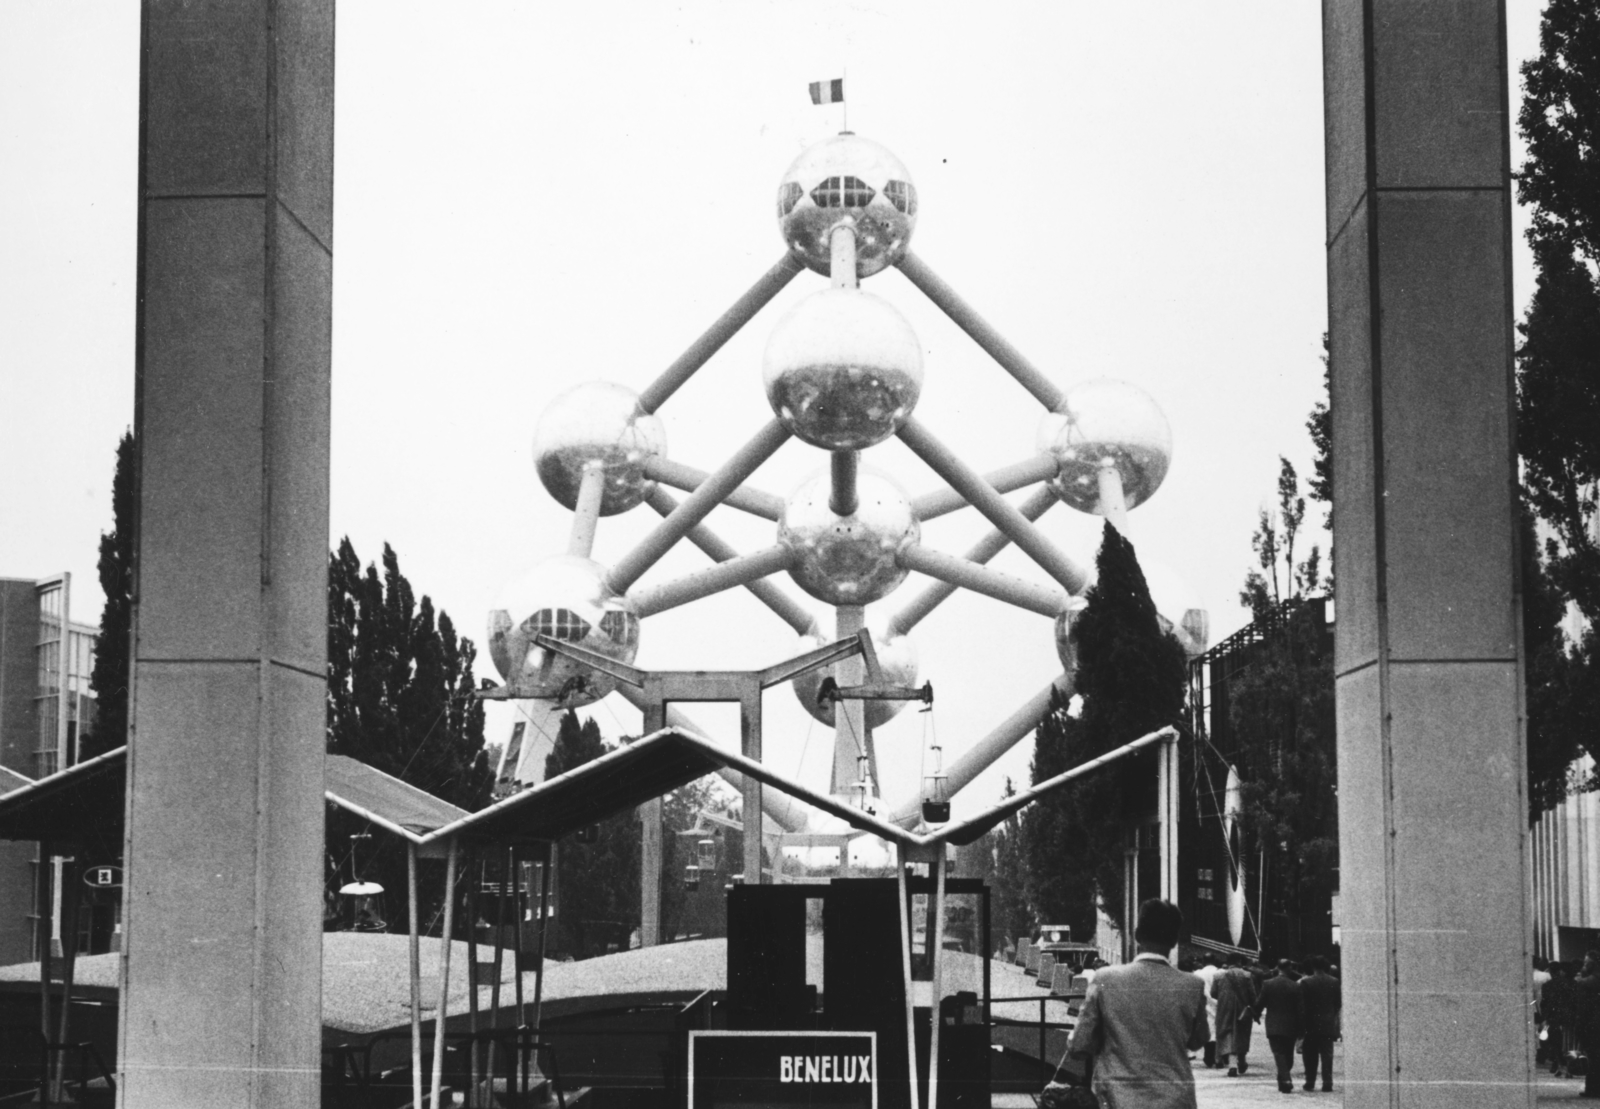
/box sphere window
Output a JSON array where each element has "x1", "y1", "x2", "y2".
[
  {"x1": 524, "y1": 607, "x2": 591, "y2": 642},
  {"x1": 883, "y1": 180, "x2": 917, "y2": 216},
  {"x1": 598, "y1": 610, "x2": 640, "y2": 649},
  {"x1": 810, "y1": 176, "x2": 876, "y2": 210},
  {"x1": 777, "y1": 181, "x2": 803, "y2": 217}
]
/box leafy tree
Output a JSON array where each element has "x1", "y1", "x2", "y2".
[
  {"x1": 325, "y1": 537, "x2": 491, "y2": 934},
  {"x1": 1307, "y1": 335, "x2": 1332, "y2": 529},
  {"x1": 545, "y1": 711, "x2": 640, "y2": 957},
  {"x1": 1518, "y1": 0, "x2": 1600, "y2": 623},
  {"x1": 1240, "y1": 459, "x2": 1321, "y2": 620},
  {"x1": 985, "y1": 783, "x2": 1032, "y2": 954},
  {"x1": 1222, "y1": 600, "x2": 1337, "y2": 955},
  {"x1": 1024, "y1": 525, "x2": 1188, "y2": 936},
  {"x1": 83, "y1": 430, "x2": 136, "y2": 761}
]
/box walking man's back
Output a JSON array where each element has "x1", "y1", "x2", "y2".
[{"x1": 1061, "y1": 900, "x2": 1208, "y2": 1108}]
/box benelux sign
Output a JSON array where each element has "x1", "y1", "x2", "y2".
[{"x1": 688, "y1": 1031, "x2": 877, "y2": 1109}]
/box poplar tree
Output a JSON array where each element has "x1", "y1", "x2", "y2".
[
  {"x1": 545, "y1": 711, "x2": 641, "y2": 957},
  {"x1": 1024, "y1": 525, "x2": 1187, "y2": 935},
  {"x1": 83, "y1": 431, "x2": 136, "y2": 761}
]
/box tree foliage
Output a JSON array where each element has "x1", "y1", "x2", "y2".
[
  {"x1": 1240, "y1": 458, "x2": 1321, "y2": 621},
  {"x1": 545, "y1": 711, "x2": 641, "y2": 957},
  {"x1": 1518, "y1": 0, "x2": 1600, "y2": 623},
  {"x1": 325, "y1": 537, "x2": 491, "y2": 933},
  {"x1": 84, "y1": 430, "x2": 136, "y2": 761},
  {"x1": 1023, "y1": 525, "x2": 1188, "y2": 935}
]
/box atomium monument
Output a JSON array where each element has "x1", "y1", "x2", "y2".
[{"x1": 487, "y1": 131, "x2": 1205, "y2": 938}]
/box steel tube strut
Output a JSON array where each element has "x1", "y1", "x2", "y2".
[
  {"x1": 889, "y1": 676, "x2": 1070, "y2": 828},
  {"x1": 890, "y1": 486, "x2": 1059, "y2": 635},
  {"x1": 831, "y1": 451, "x2": 859, "y2": 517},
  {"x1": 911, "y1": 453, "x2": 1059, "y2": 521},
  {"x1": 567, "y1": 461, "x2": 607, "y2": 557},
  {"x1": 644, "y1": 487, "x2": 819, "y2": 637},
  {"x1": 630, "y1": 545, "x2": 794, "y2": 617},
  {"x1": 638, "y1": 253, "x2": 806, "y2": 413},
  {"x1": 643, "y1": 456, "x2": 784, "y2": 520},
  {"x1": 897, "y1": 544, "x2": 1068, "y2": 618},
  {"x1": 898, "y1": 417, "x2": 1089, "y2": 593},
  {"x1": 613, "y1": 686, "x2": 810, "y2": 833},
  {"x1": 896, "y1": 252, "x2": 1065, "y2": 410},
  {"x1": 607, "y1": 419, "x2": 791, "y2": 593}
]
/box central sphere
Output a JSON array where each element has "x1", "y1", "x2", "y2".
[
  {"x1": 764, "y1": 289, "x2": 924, "y2": 450},
  {"x1": 791, "y1": 623, "x2": 920, "y2": 728},
  {"x1": 777, "y1": 134, "x2": 917, "y2": 278},
  {"x1": 778, "y1": 469, "x2": 918, "y2": 605},
  {"x1": 1036, "y1": 378, "x2": 1172, "y2": 514},
  {"x1": 487, "y1": 555, "x2": 640, "y2": 705},
  {"x1": 533, "y1": 382, "x2": 666, "y2": 516}
]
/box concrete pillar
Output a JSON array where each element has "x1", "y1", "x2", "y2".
[
  {"x1": 640, "y1": 703, "x2": 665, "y2": 947},
  {"x1": 1324, "y1": 3, "x2": 1533, "y2": 1106},
  {"x1": 120, "y1": 3, "x2": 333, "y2": 1106}
]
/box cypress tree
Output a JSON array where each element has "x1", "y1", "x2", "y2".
[
  {"x1": 83, "y1": 431, "x2": 136, "y2": 761},
  {"x1": 545, "y1": 711, "x2": 640, "y2": 957},
  {"x1": 324, "y1": 538, "x2": 491, "y2": 934},
  {"x1": 1026, "y1": 523, "x2": 1186, "y2": 935}
]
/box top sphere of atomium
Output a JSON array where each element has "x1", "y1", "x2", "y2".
[
  {"x1": 777, "y1": 134, "x2": 917, "y2": 279},
  {"x1": 533, "y1": 382, "x2": 666, "y2": 516},
  {"x1": 764, "y1": 288, "x2": 924, "y2": 450},
  {"x1": 1037, "y1": 378, "x2": 1172, "y2": 514},
  {"x1": 487, "y1": 554, "x2": 640, "y2": 706}
]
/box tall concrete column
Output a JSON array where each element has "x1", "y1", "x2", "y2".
[
  {"x1": 120, "y1": 3, "x2": 333, "y2": 1106},
  {"x1": 1324, "y1": 4, "x2": 1533, "y2": 1106}
]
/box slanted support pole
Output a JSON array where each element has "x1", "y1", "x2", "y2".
[
  {"x1": 629, "y1": 546, "x2": 793, "y2": 618},
  {"x1": 891, "y1": 486, "x2": 1060, "y2": 635},
  {"x1": 638, "y1": 254, "x2": 806, "y2": 414},
  {"x1": 607, "y1": 420, "x2": 792, "y2": 594},
  {"x1": 896, "y1": 545, "x2": 1068, "y2": 618},
  {"x1": 645, "y1": 488, "x2": 819, "y2": 637},
  {"x1": 898, "y1": 417, "x2": 1088, "y2": 593},
  {"x1": 896, "y1": 252, "x2": 1064, "y2": 410}
]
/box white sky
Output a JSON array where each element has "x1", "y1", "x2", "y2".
[{"x1": 0, "y1": 2, "x2": 1551, "y2": 821}]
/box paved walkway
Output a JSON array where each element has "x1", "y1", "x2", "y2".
[{"x1": 994, "y1": 1044, "x2": 1595, "y2": 1106}]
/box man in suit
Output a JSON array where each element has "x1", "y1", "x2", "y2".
[
  {"x1": 1256, "y1": 959, "x2": 1305, "y2": 1093},
  {"x1": 1299, "y1": 955, "x2": 1341, "y2": 1092},
  {"x1": 1211, "y1": 956, "x2": 1258, "y2": 1076},
  {"x1": 1059, "y1": 899, "x2": 1209, "y2": 1108}
]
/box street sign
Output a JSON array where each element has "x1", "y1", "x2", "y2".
[
  {"x1": 83, "y1": 866, "x2": 122, "y2": 889},
  {"x1": 688, "y1": 1031, "x2": 876, "y2": 1109}
]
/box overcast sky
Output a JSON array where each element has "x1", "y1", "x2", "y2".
[{"x1": 0, "y1": 2, "x2": 1551, "y2": 821}]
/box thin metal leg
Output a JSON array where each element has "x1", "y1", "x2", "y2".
[
  {"x1": 928, "y1": 852, "x2": 948, "y2": 1109},
  {"x1": 408, "y1": 843, "x2": 423, "y2": 1109},
  {"x1": 431, "y1": 838, "x2": 459, "y2": 1109},
  {"x1": 898, "y1": 856, "x2": 920, "y2": 1109}
]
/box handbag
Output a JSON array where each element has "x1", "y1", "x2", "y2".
[{"x1": 1039, "y1": 1081, "x2": 1100, "y2": 1109}]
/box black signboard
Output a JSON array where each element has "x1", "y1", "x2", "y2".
[{"x1": 688, "y1": 1031, "x2": 877, "y2": 1109}]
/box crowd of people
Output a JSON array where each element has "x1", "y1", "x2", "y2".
[
  {"x1": 1185, "y1": 951, "x2": 1341, "y2": 1094},
  {"x1": 1534, "y1": 951, "x2": 1600, "y2": 1097},
  {"x1": 1049, "y1": 900, "x2": 1342, "y2": 1108}
]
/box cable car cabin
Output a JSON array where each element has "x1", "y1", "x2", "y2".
[{"x1": 337, "y1": 881, "x2": 386, "y2": 932}]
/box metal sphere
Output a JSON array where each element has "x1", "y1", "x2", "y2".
[
  {"x1": 1052, "y1": 595, "x2": 1090, "y2": 674},
  {"x1": 777, "y1": 134, "x2": 917, "y2": 278},
  {"x1": 778, "y1": 469, "x2": 919, "y2": 605},
  {"x1": 1140, "y1": 556, "x2": 1210, "y2": 658},
  {"x1": 1036, "y1": 378, "x2": 1172, "y2": 515},
  {"x1": 763, "y1": 289, "x2": 924, "y2": 450},
  {"x1": 791, "y1": 624, "x2": 919, "y2": 728},
  {"x1": 533, "y1": 382, "x2": 666, "y2": 515},
  {"x1": 486, "y1": 555, "x2": 640, "y2": 705}
]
